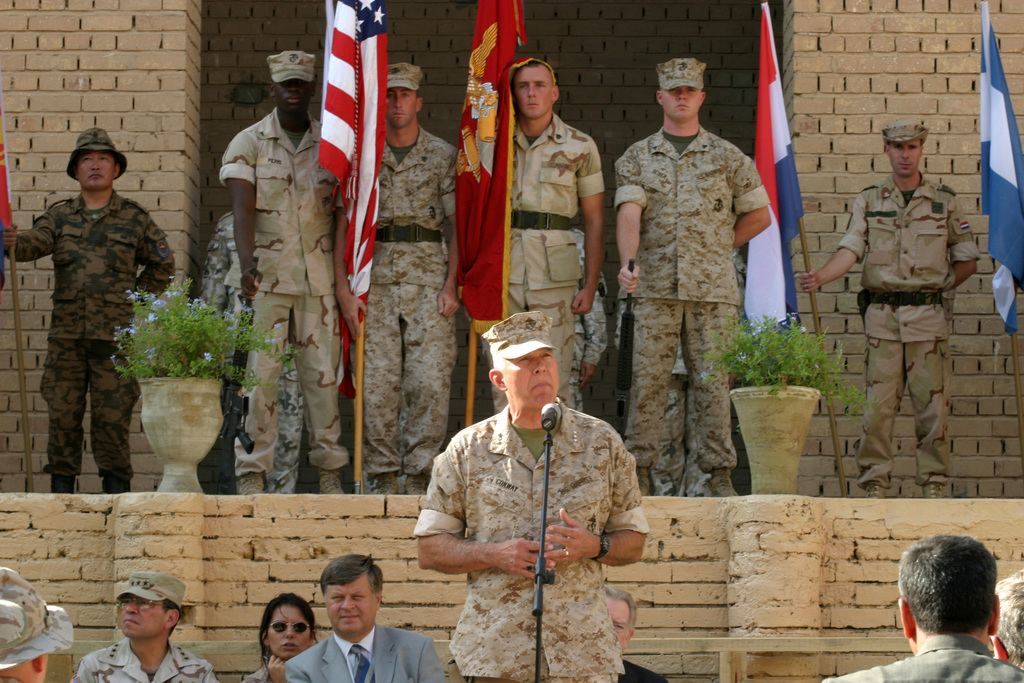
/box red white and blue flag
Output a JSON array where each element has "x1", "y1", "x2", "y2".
[
  {"x1": 321, "y1": 0, "x2": 387, "y2": 395},
  {"x1": 749, "y1": 2, "x2": 802, "y2": 322}
]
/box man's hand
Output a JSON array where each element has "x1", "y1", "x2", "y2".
[
  {"x1": 266, "y1": 655, "x2": 287, "y2": 683},
  {"x1": 492, "y1": 537, "x2": 554, "y2": 579},
  {"x1": 337, "y1": 287, "x2": 366, "y2": 337},
  {"x1": 579, "y1": 361, "x2": 597, "y2": 389},
  {"x1": 571, "y1": 286, "x2": 596, "y2": 315},
  {"x1": 2, "y1": 223, "x2": 17, "y2": 249},
  {"x1": 798, "y1": 270, "x2": 822, "y2": 293},
  {"x1": 437, "y1": 282, "x2": 459, "y2": 317},
  {"x1": 545, "y1": 508, "x2": 601, "y2": 564},
  {"x1": 617, "y1": 263, "x2": 640, "y2": 293},
  {"x1": 240, "y1": 268, "x2": 263, "y2": 299}
]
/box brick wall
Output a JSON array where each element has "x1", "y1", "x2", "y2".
[{"x1": 3, "y1": 493, "x2": 1021, "y2": 681}]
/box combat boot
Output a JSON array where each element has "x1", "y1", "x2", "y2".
[
  {"x1": 708, "y1": 468, "x2": 738, "y2": 497},
  {"x1": 863, "y1": 481, "x2": 885, "y2": 499},
  {"x1": 319, "y1": 469, "x2": 344, "y2": 494},
  {"x1": 375, "y1": 472, "x2": 398, "y2": 495},
  {"x1": 237, "y1": 472, "x2": 264, "y2": 495},
  {"x1": 635, "y1": 467, "x2": 651, "y2": 497},
  {"x1": 405, "y1": 473, "x2": 430, "y2": 495},
  {"x1": 102, "y1": 474, "x2": 130, "y2": 494},
  {"x1": 50, "y1": 474, "x2": 75, "y2": 494},
  {"x1": 922, "y1": 482, "x2": 943, "y2": 499}
]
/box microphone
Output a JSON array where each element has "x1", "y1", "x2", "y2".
[{"x1": 541, "y1": 402, "x2": 561, "y2": 433}]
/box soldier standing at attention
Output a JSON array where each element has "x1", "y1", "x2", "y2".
[
  {"x1": 494, "y1": 58, "x2": 605, "y2": 410},
  {"x1": 3, "y1": 128, "x2": 174, "y2": 494},
  {"x1": 616, "y1": 58, "x2": 771, "y2": 496},
  {"x1": 336, "y1": 63, "x2": 459, "y2": 496},
  {"x1": 221, "y1": 51, "x2": 348, "y2": 495},
  {"x1": 799, "y1": 121, "x2": 979, "y2": 499}
]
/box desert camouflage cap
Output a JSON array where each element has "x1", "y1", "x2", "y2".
[
  {"x1": 117, "y1": 572, "x2": 185, "y2": 607},
  {"x1": 882, "y1": 120, "x2": 928, "y2": 143},
  {"x1": 0, "y1": 568, "x2": 73, "y2": 669},
  {"x1": 658, "y1": 58, "x2": 705, "y2": 91},
  {"x1": 484, "y1": 311, "x2": 556, "y2": 361},
  {"x1": 267, "y1": 51, "x2": 316, "y2": 83},
  {"x1": 388, "y1": 62, "x2": 423, "y2": 91},
  {"x1": 66, "y1": 127, "x2": 127, "y2": 180}
]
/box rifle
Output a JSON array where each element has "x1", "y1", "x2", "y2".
[
  {"x1": 615, "y1": 259, "x2": 635, "y2": 438},
  {"x1": 217, "y1": 258, "x2": 258, "y2": 495}
]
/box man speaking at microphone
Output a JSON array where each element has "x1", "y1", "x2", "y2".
[{"x1": 415, "y1": 311, "x2": 648, "y2": 683}]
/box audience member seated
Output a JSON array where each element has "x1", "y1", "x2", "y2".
[
  {"x1": 996, "y1": 570, "x2": 1024, "y2": 668},
  {"x1": 244, "y1": 594, "x2": 318, "y2": 683},
  {"x1": 0, "y1": 567, "x2": 73, "y2": 683},
  {"x1": 825, "y1": 535, "x2": 1024, "y2": 682},
  {"x1": 605, "y1": 586, "x2": 667, "y2": 683}
]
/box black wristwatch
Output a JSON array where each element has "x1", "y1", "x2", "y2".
[{"x1": 594, "y1": 534, "x2": 611, "y2": 560}]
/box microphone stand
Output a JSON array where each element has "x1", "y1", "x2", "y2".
[{"x1": 533, "y1": 413, "x2": 557, "y2": 683}]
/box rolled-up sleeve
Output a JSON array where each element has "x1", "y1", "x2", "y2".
[
  {"x1": 614, "y1": 149, "x2": 647, "y2": 210},
  {"x1": 837, "y1": 193, "x2": 869, "y2": 260},
  {"x1": 413, "y1": 449, "x2": 467, "y2": 537},
  {"x1": 219, "y1": 133, "x2": 258, "y2": 185}
]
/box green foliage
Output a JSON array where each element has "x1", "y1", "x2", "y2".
[
  {"x1": 114, "y1": 279, "x2": 279, "y2": 392},
  {"x1": 705, "y1": 315, "x2": 865, "y2": 413}
]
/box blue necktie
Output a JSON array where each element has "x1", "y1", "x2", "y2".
[{"x1": 350, "y1": 644, "x2": 372, "y2": 683}]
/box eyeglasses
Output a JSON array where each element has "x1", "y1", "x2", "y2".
[
  {"x1": 270, "y1": 621, "x2": 309, "y2": 634},
  {"x1": 116, "y1": 597, "x2": 165, "y2": 612}
]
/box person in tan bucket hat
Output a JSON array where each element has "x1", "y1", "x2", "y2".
[
  {"x1": 74, "y1": 572, "x2": 216, "y2": 683},
  {"x1": 0, "y1": 568, "x2": 73, "y2": 683},
  {"x1": 415, "y1": 311, "x2": 648, "y2": 683}
]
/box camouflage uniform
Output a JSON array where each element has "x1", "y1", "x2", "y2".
[
  {"x1": 414, "y1": 407, "x2": 648, "y2": 682},
  {"x1": 569, "y1": 229, "x2": 607, "y2": 411},
  {"x1": 355, "y1": 128, "x2": 457, "y2": 478},
  {"x1": 201, "y1": 213, "x2": 304, "y2": 493},
  {"x1": 220, "y1": 110, "x2": 348, "y2": 477},
  {"x1": 0, "y1": 567, "x2": 74, "y2": 667},
  {"x1": 614, "y1": 127, "x2": 769, "y2": 470},
  {"x1": 838, "y1": 174, "x2": 979, "y2": 487},
  {"x1": 11, "y1": 192, "x2": 174, "y2": 481},
  {"x1": 74, "y1": 639, "x2": 217, "y2": 683},
  {"x1": 497, "y1": 113, "x2": 603, "y2": 410}
]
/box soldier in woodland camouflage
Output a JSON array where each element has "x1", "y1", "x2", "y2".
[
  {"x1": 569, "y1": 229, "x2": 607, "y2": 411},
  {"x1": 416, "y1": 311, "x2": 647, "y2": 683},
  {"x1": 615, "y1": 59, "x2": 771, "y2": 497},
  {"x1": 0, "y1": 567, "x2": 73, "y2": 683},
  {"x1": 799, "y1": 121, "x2": 979, "y2": 499},
  {"x1": 201, "y1": 213, "x2": 304, "y2": 493},
  {"x1": 3, "y1": 128, "x2": 174, "y2": 494},
  {"x1": 335, "y1": 63, "x2": 458, "y2": 496}
]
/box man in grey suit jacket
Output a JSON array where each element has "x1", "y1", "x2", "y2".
[
  {"x1": 286, "y1": 555, "x2": 445, "y2": 683},
  {"x1": 826, "y1": 535, "x2": 1024, "y2": 682}
]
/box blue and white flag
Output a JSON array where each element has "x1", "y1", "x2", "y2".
[
  {"x1": 748, "y1": 2, "x2": 803, "y2": 322},
  {"x1": 981, "y1": 1, "x2": 1024, "y2": 335}
]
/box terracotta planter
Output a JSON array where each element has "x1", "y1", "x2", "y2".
[
  {"x1": 139, "y1": 377, "x2": 223, "y2": 493},
  {"x1": 730, "y1": 386, "x2": 821, "y2": 495}
]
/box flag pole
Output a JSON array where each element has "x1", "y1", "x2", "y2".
[
  {"x1": 465, "y1": 331, "x2": 477, "y2": 426},
  {"x1": 1010, "y1": 334, "x2": 1024, "y2": 477},
  {"x1": 6, "y1": 256, "x2": 34, "y2": 492},
  {"x1": 353, "y1": 317, "x2": 365, "y2": 494},
  {"x1": 797, "y1": 217, "x2": 848, "y2": 497}
]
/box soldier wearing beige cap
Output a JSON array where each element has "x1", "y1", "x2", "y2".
[
  {"x1": 799, "y1": 120, "x2": 980, "y2": 499},
  {"x1": 221, "y1": 49, "x2": 348, "y2": 495},
  {"x1": 615, "y1": 58, "x2": 771, "y2": 496},
  {"x1": 0, "y1": 568, "x2": 73, "y2": 683},
  {"x1": 336, "y1": 62, "x2": 459, "y2": 496},
  {"x1": 415, "y1": 311, "x2": 648, "y2": 683},
  {"x1": 74, "y1": 572, "x2": 216, "y2": 683}
]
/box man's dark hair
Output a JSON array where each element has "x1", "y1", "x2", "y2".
[
  {"x1": 997, "y1": 570, "x2": 1024, "y2": 667},
  {"x1": 320, "y1": 554, "x2": 383, "y2": 596},
  {"x1": 897, "y1": 535, "x2": 997, "y2": 635}
]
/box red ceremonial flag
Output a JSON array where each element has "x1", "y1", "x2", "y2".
[
  {"x1": 0, "y1": 52, "x2": 10, "y2": 298},
  {"x1": 455, "y1": 0, "x2": 526, "y2": 333},
  {"x1": 321, "y1": 0, "x2": 388, "y2": 397}
]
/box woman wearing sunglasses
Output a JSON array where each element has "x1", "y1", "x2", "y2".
[{"x1": 244, "y1": 594, "x2": 317, "y2": 683}]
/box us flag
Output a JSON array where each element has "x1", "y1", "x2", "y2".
[{"x1": 321, "y1": 0, "x2": 387, "y2": 395}]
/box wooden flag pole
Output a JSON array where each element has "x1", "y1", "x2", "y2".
[
  {"x1": 465, "y1": 332, "x2": 477, "y2": 427},
  {"x1": 6, "y1": 256, "x2": 34, "y2": 492},
  {"x1": 353, "y1": 317, "x2": 365, "y2": 494},
  {"x1": 1010, "y1": 333, "x2": 1024, "y2": 479},
  {"x1": 797, "y1": 217, "x2": 848, "y2": 497}
]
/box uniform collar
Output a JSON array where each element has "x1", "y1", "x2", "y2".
[
  {"x1": 916, "y1": 633, "x2": 993, "y2": 658},
  {"x1": 515, "y1": 113, "x2": 568, "y2": 150},
  {"x1": 262, "y1": 110, "x2": 322, "y2": 153},
  {"x1": 488, "y1": 402, "x2": 585, "y2": 471},
  {"x1": 70, "y1": 190, "x2": 123, "y2": 216},
  {"x1": 383, "y1": 129, "x2": 428, "y2": 170},
  {"x1": 650, "y1": 126, "x2": 711, "y2": 158},
  {"x1": 879, "y1": 173, "x2": 936, "y2": 203}
]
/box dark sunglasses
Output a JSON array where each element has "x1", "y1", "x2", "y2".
[{"x1": 270, "y1": 621, "x2": 309, "y2": 633}]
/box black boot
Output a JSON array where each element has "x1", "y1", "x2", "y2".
[
  {"x1": 102, "y1": 474, "x2": 130, "y2": 494},
  {"x1": 50, "y1": 474, "x2": 75, "y2": 494}
]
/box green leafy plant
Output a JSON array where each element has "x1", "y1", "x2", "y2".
[
  {"x1": 114, "y1": 278, "x2": 279, "y2": 392},
  {"x1": 705, "y1": 314, "x2": 865, "y2": 413}
]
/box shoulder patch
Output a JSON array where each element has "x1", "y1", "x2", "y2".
[
  {"x1": 155, "y1": 239, "x2": 170, "y2": 259},
  {"x1": 958, "y1": 220, "x2": 970, "y2": 233}
]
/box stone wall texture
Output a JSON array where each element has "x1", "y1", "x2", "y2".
[
  {"x1": 2, "y1": 0, "x2": 1024, "y2": 497},
  {"x1": 2, "y1": 493, "x2": 1022, "y2": 682}
]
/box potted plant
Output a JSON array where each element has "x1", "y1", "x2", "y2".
[
  {"x1": 705, "y1": 315, "x2": 865, "y2": 495},
  {"x1": 115, "y1": 279, "x2": 276, "y2": 493}
]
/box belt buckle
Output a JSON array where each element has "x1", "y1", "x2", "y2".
[{"x1": 521, "y1": 212, "x2": 538, "y2": 229}]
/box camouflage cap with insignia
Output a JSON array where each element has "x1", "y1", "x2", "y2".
[
  {"x1": 882, "y1": 120, "x2": 928, "y2": 143},
  {"x1": 657, "y1": 58, "x2": 706, "y2": 91},
  {"x1": 0, "y1": 568, "x2": 73, "y2": 669},
  {"x1": 66, "y1": 127, "x2": 127, "y2": 180},
  {"x1": 267, "y1": 51, "x2": 316, "y2": 83},
  {"x1": 483, "y1": 311, "x2": 556, "y2": 361},
  {"x1": 117, "y1": 572, "x2": 185, "y2": 607},
  {"x1": 388, "y1": 63, "x2": 423, "y2": 91}
]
